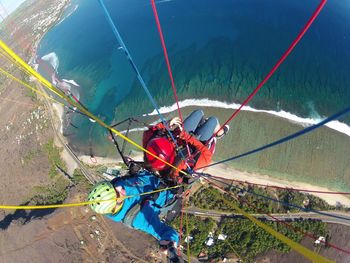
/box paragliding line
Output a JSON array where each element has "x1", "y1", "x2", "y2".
[
  {"x1": 0, "y1": 40, "x2": 188, "y2": 176},
  {"x1": 98, "y1": 0, "x2": 190, "y2": 168},
  {"x1": 201, "y1": 173, "x2": 350, "y2": 222},
  {"x1": 201, "y1": 176, "x2": 331, "y2": 262},
  {"x1": 212, "y1": 0, "x2": 327, "y2": 139},
  {"x1": 198, "y1": 106, "x2": 350, "y2": 169},
  {"x1": 201, "y1": 174, "x2": 350, "y2": 255}
]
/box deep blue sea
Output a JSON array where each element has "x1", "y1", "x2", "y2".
[{"x1": 38, "y1": 0, "x2": 350, "y2": 155}]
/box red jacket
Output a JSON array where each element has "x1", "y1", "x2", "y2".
[
  {"x1": 143, "y1": 123, "x2": 214, "y2": 180},
  {"x1": 173, "y1": 131, "x2": 214, "y2": 178}
]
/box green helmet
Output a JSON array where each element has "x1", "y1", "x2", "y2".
[{"x1": 88, "y1": 181, "x2": 118, "y2": 214}]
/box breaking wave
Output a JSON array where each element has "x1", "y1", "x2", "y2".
[
  {"x1": 62, "y1": 79, "x2": 80, "y2": 87},
  {"x1": 41, "y1": 52, "x2": 59, "y2": 71},
  {"x1": 40, "y1": 52, "x2": 80, "y2": 101},
  {"x1": 147, "y1": 99, "x2": 350, "y2": 137}
]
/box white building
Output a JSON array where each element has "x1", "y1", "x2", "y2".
[
  {"x1": 218, "y1": 234, "x2": 227, "y2": 241},
  {"x1": 206, "y1": 237, "x2": 215, "y2": 247}
]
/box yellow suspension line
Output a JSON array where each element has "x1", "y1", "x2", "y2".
[
  {"x1": 0, "y1": 40, "x2": 187, "y2": 176},
  {"x1": 0, "y1": 48, "x2": 50, "y2": 94},
  {"x1": 0, "y1": 48, "x2": 40, "y2": 83},
  {"x1": 0, "y1": 185, "x2": 183, "y2": 210},
  {"x1": 0, "y1": 66, "x2": 65, "y2": 106},
  {"x1": 0, "y1": 40, "x2": 331, "y2": 263},
  {"x1": 206, "y1": 186, "x2": 333, "y2": 263},
  {"x1": 185, "y1": 201, "x2": 191, "y2": 263},
  {"x1": 0, "y1": 46, "x2": 63, "y2": 98}
]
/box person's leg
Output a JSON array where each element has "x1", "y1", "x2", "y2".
[
  {"x1": 183, "y1": 110, "x2": 204, "y2": 133},
  {"x1": 195, "y1": 116, "x2": 219, "y2": 142},
  {"x1": 132, "y1": 201, "x2": 180, "y2": 244}
]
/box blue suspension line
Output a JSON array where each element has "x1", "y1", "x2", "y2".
[
  {"x1": 98, "y1": 0, "x2": 189, "y2": 165},
  {"x1": 199, "y1": 106, "x2": 350, "y2": 169},
  {"x1": 202, "y1": 173, "x2": 350, "y2": 222}
]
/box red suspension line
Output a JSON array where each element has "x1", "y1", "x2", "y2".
[
  {"x1": 150, "y1": 0, "x2": 184, "y2": 124},
  {"x1": 212, "y1": 0, "x2": 328, "y2": 139},
  {"x1": 239, "y1": 195, "x2": 350, "y2": 255},
  {"x1": 205, "y1": 176, "x2": 350, "y2": 256},
  {"x1": 151, "y1": 0, "x2": 195, "y2": 160}
]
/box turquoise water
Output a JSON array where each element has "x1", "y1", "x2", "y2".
[{"x1": 38, "y1": 0, "x2": 350, "y2": 155}]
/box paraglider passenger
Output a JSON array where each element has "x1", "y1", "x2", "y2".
[{"x1": 143, "y1": 109, "x2": 229, "y2": 183}]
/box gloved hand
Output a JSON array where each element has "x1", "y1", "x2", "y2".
[{"x1": 169, "y1": 117, "x2": 183, "y2": 131}]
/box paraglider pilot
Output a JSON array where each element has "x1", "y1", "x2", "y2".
[{"x1": 88, "y1": 169, "x2": 182, "y2": 262}]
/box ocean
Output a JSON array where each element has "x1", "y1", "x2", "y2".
[{"x1": 37, "y1": 0, "x2": 350, "y2": 156}]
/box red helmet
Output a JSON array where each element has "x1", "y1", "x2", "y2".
[{"x1": 145, "y1": 137, "x2": 175, "y2": 171}]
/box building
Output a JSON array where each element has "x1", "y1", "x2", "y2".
[{"x1": 218, "y1": 234, "x2": 227, "y2": 241}]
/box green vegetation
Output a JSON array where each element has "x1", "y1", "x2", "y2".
[
  {"x1": 185, "y1": 186, "x2": 331, "y2": 261},
  {"x1": 278, "y1": 190, "x2": 332, "y2": 212},
  {"x1": 209, "y1": 218, "x2": 327, "y2": 262},
  {"x1": 22, "y1": 148, "x2": 41, "y2": 165},
  {"x1": 172, "y1": 215, "x2": 216, "y2": 256},
  {"x1": 25, "y1": 88, "x2": 38, "y2": 101},
  {"x1": 191, "y1": 186, "x2": 333, "y2": 214},
  {"x1": 72, "y1": 168, "x2": 91, "y2": 191},
  {"x1": 19, "y1": 72, "x2": 38, "y2": 101},
  {"x1": 43, "y1": 139, "x2": 66, "y2": 178},
  {"x1": 119, "y1": 162, "x2": 128, "y2": 170},
  {"x1": 171, "y1": 213, "x2": 327, "y2": 262},
  {"x1": 31, "y1": 176, "x2": 70, "y2": 205},
  {"x1": 27, "y1": 166, "x2": 90, "y2": 207},
  {"x1": 112, "y1": 105, "x2": 350, "y2": 192},
  {"x1": 191, "y1": 186, "x2": 238, "y2": 212},
  {"x1": 23, "y1": 139, "x2": 71, "y2": 205}
]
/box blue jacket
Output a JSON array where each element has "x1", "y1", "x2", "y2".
[{"x1": 106, "y1": 171, "x2": 179, "y2": 243}]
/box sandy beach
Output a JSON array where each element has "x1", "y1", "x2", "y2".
[
  {"x1": 205, "y1": 164, "x2": 350, "y2": 207},
  {"x1": 78, "y1": 153, "x2": 350, "y2": 207},
  {"x1": 30, "y1": 0, "x2": 348, "y2": 211}
]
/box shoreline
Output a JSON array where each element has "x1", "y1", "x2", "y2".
[
  {"x1": 77, "y1": 154, "x2": 350, "y2": 207},
  {"x1": 33, "y1": 0, "x2": 349, "y2": 208},
  {"x1": 27, "y1": 0, "x2": 77, "y2": 174},
  {"x1": 147, "y1": 99, "x2": 350, "y2": 138},
  {"x1": 54, "y1": 100, "x2": 349, "y2": 200},
  {"x1": 206, "y1": 163, "x2": 350, "y2": 207},
  {"x1": 38, "y1": 52, "x2": 350, "y2": 139},
  {"x1": 29, "y1": 0, "x2": 72, "y2": 64}
]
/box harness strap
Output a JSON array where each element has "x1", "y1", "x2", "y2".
[{"x1": 122, "y1": 184, "x2": 184, "y2": 226}]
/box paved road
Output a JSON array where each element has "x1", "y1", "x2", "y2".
[
  {"x1": 40, "y1": 82, "x2": 350, "y2": 229},
  {"x1": 39, "y1": 85, "x2": 98, "y2": 184},
  {"x1": 187, "y1": 207, "x2": 350, "y2": 227}
]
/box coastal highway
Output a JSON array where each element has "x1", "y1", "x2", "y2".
[{"x1": 186, "y1": 207, "x2": 350, "y2": 227}]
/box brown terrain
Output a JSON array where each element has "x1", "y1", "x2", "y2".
[
  {"x1": 1, "y1": 1, "x2": 349, "y2": 263},
  {"x1": 0, "y1": 1, "x2": 159, "y2": 262},
  {"x1": 0, "y1": 190, "x2": 158, "y2": 263}
]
